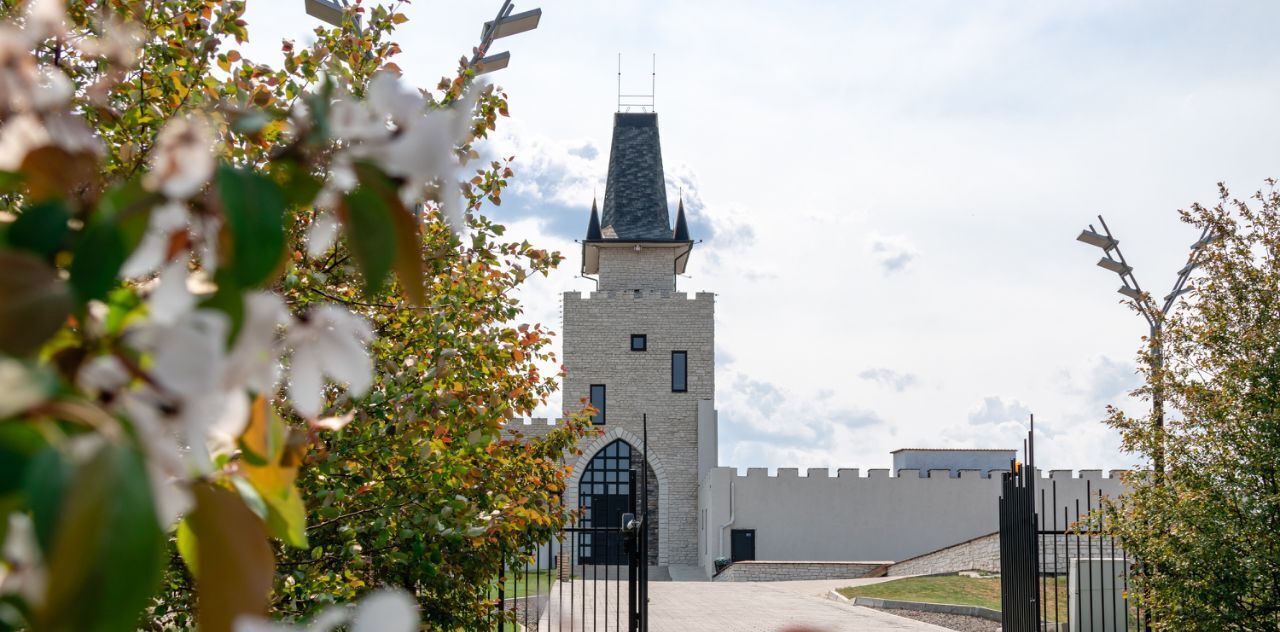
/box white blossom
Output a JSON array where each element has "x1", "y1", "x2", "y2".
[
  {"x1": 366, "y1": 71, "x2": 422, "y2": 127},
  {"x1": 226, "y1": 292, "x2": 290, "y2": 394},
  {"x1": 0, "y1": 513, "x2": 46, "y2": 608},
  {"x1": 234, "y1": 589, "x2": 417, "y2": 632},
  {"x1": 24, "y1": 0, "x2": 66, "y2": 40},
  {"x1": 0, "y1": 358, "x2": 46, "y2": 418},
  {"x1": 328, "y1": 98, "x2": 388, "y2": 144},
  {"x1": 73, "y1": 17, "x2": 145, "y2": 67},
  {"x1": 306, "y1": 210, "x2": 339, "y2": 258},
  {"x1": 120, "y1": 200, "x2": 189, "y2": 279},
  {"x1": 75, "y1": 354, "x2": 130, "y2": 398},
  {"x1": 284, "y1": 305, "x2": 374, "y2": 418},
  {"x1": 144, "y1": 115, "x2": 216, "y2": 199},
  {"x1": 147, "y1": 259, "x2": 197, "y2": 326}
]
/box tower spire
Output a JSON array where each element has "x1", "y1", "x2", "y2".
[
  {"x1": 586, "y1": 197, "x2": 602, "y2": 240},
  {"x1": 673, "y1": 196, "x2": 689, "y2": 241}
]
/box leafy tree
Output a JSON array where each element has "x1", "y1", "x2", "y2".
[
  {"x1": 0, "y1": 0, "x2": 588, "y2": 630},
  {"x1": 1103, "y1": 181, "x2": 1280, "y2": 631}
]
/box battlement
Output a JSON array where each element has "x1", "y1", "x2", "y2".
[
  {"x1": 563, "y1": 290, "x2": 714, "y2": 302},
  {"x1": 723, "y1": 467, "x2": 1129, "y2": 481},
  {"x1": 502, "y1": 417, "x2": 567, "y2": 440}
]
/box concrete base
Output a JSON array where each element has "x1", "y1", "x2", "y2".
[{"x1": 666, "y1": 564, "x2": 708, "y2": 581}]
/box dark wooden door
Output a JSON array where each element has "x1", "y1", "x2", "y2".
[
  {"x1": 731, "y1": 529, "x2": 756, "y2": 562},
  {"x1": 587, "y1": 494, "x2": 629, "y2": 564}
]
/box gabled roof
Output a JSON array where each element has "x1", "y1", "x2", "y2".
[{"x1": 599, "y1": 112, "x2": 672, "y2": 240}]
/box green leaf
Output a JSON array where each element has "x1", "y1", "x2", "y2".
[
  {"x1": 189, "y1": 482, "x2": 274, "y2": 632},
  {"x1": 5, "y1": 200, "x2": 70, "y2": 260},
  {"x1": 176, "y1": 518, "x2": 199, "y2": 577},
  {"x1": 40, "y1": 441, "x2": 165, "y2": 632},
  {"x1": 0, "y1": 251, "x2": 72, "y2": 357},
  {"x1": 68, "y1": 219, "x2": 126, "y2": 304},
  {"x1": 343, "y1": 176, "x2": 398, "y2": 297},
  {"x1": 22, "y1": 447, "x2": 69, "y2": 556},
  {"x1": 0, "y1": 170, "x2": 25, "y2": 193},
  {"x1": 261, "y1": 482, "x2": 308, "y2": 548},
  {"x1": 354, "y1": 162, "x2": 424, "y2": 305},
  {"x1": 217, "y1": 164, "x2": 286, "y2": 288},
  {"x1": 0, "y1": 422, "x2": 45, "y2": 497},
  {"x1": 274, "y1": 160, "x2": 324, "y2": 210}
]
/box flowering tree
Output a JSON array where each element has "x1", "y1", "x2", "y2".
[
  {"x1": 1102, "y1": 182, "x2": 1280, "y2": 630},
  {"x1": 0, "y1": 1, "x2": 587, "y2": 630}
]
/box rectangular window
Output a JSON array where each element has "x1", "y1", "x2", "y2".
[
  {"x1": 672, "y1": 351, "x2": 687, "y2": 392},
  {"x1": 590, "y1": 384, "x2": 606, "y2": 424},
  {"x1": 630, "y1": 334, "x2": 647, "y2": 351}
]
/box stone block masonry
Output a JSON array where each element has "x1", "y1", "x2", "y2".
[
  {"x1": 713, "y1": 561, "x2": 890, "y2": 582},
  {"x1": 563, "y1": 289, "x2": 714, "y2": 567}
]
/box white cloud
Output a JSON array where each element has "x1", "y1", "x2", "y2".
[
  {"x1": 866, "y1": 233, "x2": 918, "y2": 274},
  {"x1": 859, "y1": 367, "x2": 920, "y2": 392}
]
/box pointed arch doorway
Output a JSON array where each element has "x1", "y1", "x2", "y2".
[{"x1": 577, "y1": 439, "x2": 660, "y2": 566}]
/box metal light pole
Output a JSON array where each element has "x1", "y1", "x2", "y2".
[
  {"x1": 1077, "y1": 216, "x2": 1214, "y2": 476},
  {"x1": 302, "y1": 0, "x2": 541, "y2": 76}
]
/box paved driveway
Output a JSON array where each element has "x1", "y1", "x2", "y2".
[{"x1": 646, "y1": 578, "x2": 951, "y2": 632}]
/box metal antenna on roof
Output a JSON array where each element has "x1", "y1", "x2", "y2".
[
  {"x1": 651, "y1": 53, "x2": 657, "y2": 111},
  {"x1": 617, "y1": 53, "x2": 656, "y2": 112}
]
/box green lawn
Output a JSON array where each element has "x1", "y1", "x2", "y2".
[
  {"x1": 488, "y1": 570, "x2": 554, "y2": 600},
  {"x1": 838, "y1": 575, "x2": 1004, "y2": 611},
  {"x1": 840, "y1": 575, "x2": 1133, "y2": 625}
]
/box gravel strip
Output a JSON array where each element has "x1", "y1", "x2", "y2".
[{"x1": 869, "y1": 607, "x2": 1001, "y2": 632}]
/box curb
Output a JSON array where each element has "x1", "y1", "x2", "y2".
[{"x1": 849, "y1": 596, "x2": 1002, "y2": 622}]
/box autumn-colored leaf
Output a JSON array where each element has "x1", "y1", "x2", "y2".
[{"x1": 190, "y1": 483, "x2": 275, "y2": 632}]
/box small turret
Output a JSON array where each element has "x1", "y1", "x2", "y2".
[
  {"x1": 672, "y1": 197, "x2": 689, "y2": 241},
  {"x1": 586, "y1": 198, "x2": 602, "y2": 240}
]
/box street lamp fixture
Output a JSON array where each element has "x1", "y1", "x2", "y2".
[
  {"x1": 470, "y1": 1, "x2": 542, "y2": 76},
  {"x1": 304, "y1": 0, "x2": 353, "y2": 28},
  {"x1": 482, "y1": 7, "x2": 541, "y2": 41},
  {"x1": 1076, "y1": 228, "x2": 1118, "y2": 251},
  {"x1": 1077, "y1": 214, "x2": 1216, "y2": 476},
  {"x1": 301, "y1": 0, "x2": 540, "y2": 78}
]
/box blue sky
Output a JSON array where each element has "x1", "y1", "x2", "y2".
[{"x1": 243, "y1": 1, "x2": 1280, "y2": 471}]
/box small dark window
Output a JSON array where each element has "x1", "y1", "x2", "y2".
[
  {"x1": 590, "y1": 384, "x2": 606, "y2": 424},
  {"x1": 672, "y1": 351, "x2": 687, "y2": 392},
  {"x1": 630, "y1": 334, "x2": 647, "y2": 351}
]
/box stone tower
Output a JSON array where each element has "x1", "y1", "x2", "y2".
[{"x1": 562, "y1": 111, "x2": 717, "y2": 569}]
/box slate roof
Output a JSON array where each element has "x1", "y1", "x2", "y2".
[{"x1": 597, "y1": 112, "x2": 677, "y2": 241}]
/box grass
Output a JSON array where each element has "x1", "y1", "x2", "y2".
[
  {"x1": 487, "y1": 570, "x2": 554, "y2": 600},
  {"x1": 838, "y1": 575, "x2": 1004, "y2": 611},
  {"x1": 839, "y1": 575, "x2": 1144, "y2": 626}
]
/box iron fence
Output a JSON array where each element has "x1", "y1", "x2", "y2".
[{"x1": 1000, "y1": 425, "x2": 1151, "y2": 632}]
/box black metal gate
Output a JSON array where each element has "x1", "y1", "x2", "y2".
[
  {"x1": 999, "y1": 422, "x2": 1151, "y2": 632},
  {"x1": 496, "y1": 420, "x2": 652, "y2": 631}
]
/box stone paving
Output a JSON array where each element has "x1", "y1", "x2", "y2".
[{"x1": 537, "y1": 576, "x2": 952, "y2": 631}]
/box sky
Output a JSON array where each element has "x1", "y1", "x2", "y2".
[{"x1": 242, "y1": 1, "x2": 1280, "y2": 472}]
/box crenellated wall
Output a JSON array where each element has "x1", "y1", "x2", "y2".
[{"x1": 698, "y1": 466, "x2": 1126, "y2": 577}]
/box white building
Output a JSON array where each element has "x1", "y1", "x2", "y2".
[{"x1": 509, "y1": 110, "x2": 1123, "y2": 580}]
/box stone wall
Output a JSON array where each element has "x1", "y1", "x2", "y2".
[
  {"x1": 699, "y1": 467, "x2": 1126, "y2": 577},
  {"x1": 888, "y1": 533, "x2": 1000, "y2": 576},
  {"x1": 557, "y1": 288, "x2": 714, "y2": 567},
  {"x1": 596, "y1": 247, "x2": 679, "y2": 291},
  {"x1": 712, "y1": 561, "x2": 889, "y2": 582},
  {"x1": 886, "y1": 531, "x2": 1128, "y2": 577}
]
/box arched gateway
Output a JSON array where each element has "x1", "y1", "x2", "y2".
[{"x1": 577, "y1": 439, "x2": 660, "y2": 565}]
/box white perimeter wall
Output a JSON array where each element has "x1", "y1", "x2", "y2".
[{"x1": 698, "y1": 466, "x2": 1125, "y2": 577}]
